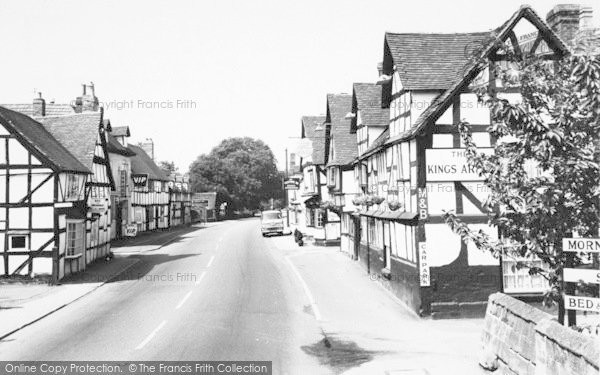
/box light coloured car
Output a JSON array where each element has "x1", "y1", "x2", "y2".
[{"x1": 260, "y1": 210, "x2": 284, "y2": 236}]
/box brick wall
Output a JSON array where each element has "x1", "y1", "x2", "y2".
[{"x1": 481, "y1": 293, "x2": 600, "y2": 375}]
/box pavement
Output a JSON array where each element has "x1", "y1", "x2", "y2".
[{"x1": 0, "y1": 219, "x2": 487, "y2": 375}]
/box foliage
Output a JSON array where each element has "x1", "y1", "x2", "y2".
[
  {"x1": 443, "y1": 48, "x2": 600, "y2": 308},
  {"x1": 189, "y1": 137, "x2": 284, "y2": 212},
  {"x1": 158, "y1": 160, "x2": 177, "y2": 175}
]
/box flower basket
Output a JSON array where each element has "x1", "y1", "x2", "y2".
[
  {"x1": 388, "y1": 200, "x2": 402, "y2": 211},
  {"x1": 373, "y1": 196, "x2": 385, "y2": 205}
]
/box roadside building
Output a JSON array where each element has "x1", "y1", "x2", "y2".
[
  {"x1": 353, "y1": 5, "x2": 570, "y2": 317},
  {"x1": 169, "y1": 173, "x2": 192, "y2": 227},
  {"x1": 324, "y1": 93, "x2": 359, "y2": 251},
  {"x1": 36, "y1": 111, "x2": 115, "y2": 269},
  {"x1": 0, "y1": 106, "x2": 90, "y2": 280},
  {"x1": 106, "y1": 125, "x2": 137, "y2": 239},
  {"x1": 128, "y1": 145, "x2": 170, "y2": 233},
  {"x1": 297, "y1": 115, "x2": 333, "y2": 245},
  {"x1": 345, "y1": 82, "x2": 390, "y2": 259}
]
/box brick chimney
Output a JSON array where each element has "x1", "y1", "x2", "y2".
[
  {"x1": 377, "y1": 62, "x2": 383, "y2": 77},
  {"x1": 74, "y1": 82, "x2": 99, "y2": 112},
  {"x1": 139, "y1": 138, "x2": 154, "y2": 161},
  {"x1": 32, "y1": 92, "x2": 45, "y2": 117},
  {"x1": 546, "y1": 4, "x2": 594, "y2": 46}
]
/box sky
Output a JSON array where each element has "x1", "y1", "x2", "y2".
[{"x1": 0, "y1": 0, "x2": 598, "y2": 171}]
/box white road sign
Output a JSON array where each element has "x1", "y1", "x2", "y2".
[
  {"x1": 564, "y1": 295, "x2": 600, "y2": 313},
  {"x1": 562, "y1": 238, "x2": 600, "y2": 253},
  {"x1": 563, "y1": 268, "x2": 600, "y2": 284}
]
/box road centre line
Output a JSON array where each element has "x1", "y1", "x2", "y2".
[
  {"x1": 195, "y1": 271, "x2": 207, "y2": 285},
  {"x1": 207, "y1": 255, "x2": 215, "y2": 268},
  {"x1": 175, "y1": 291, "x2": 193, "y2": 310},
  {"x1": 135, "y1": 320, "x2": 167, "y2": 350},
  {"x1": 285, "y1": 256, "x2": 322, "y2": 321}
]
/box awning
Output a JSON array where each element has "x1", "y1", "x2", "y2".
[
  {"x1": 359, "y1": 209, "x2": 418, "y2": 221},
  {"x1": 290, "y1": 195, "x2": 319, "y2": 209},
  {"x1": 290, "y1": 194, "x2": 318, "y2": 205}
]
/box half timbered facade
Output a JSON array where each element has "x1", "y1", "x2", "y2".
[
  {"x1": 296, "y1": 116, "x2": 331, "y2": 245},
  {"x1": 128, "y1": 145, "x2": 170, "y2": 233},
  {"x1": 0, "y1": 107, "x2": 90, "y2": 280},
  {"x1": 36, "y1": 111, "x2": 115, "y2": 271},
  {"x1": 350, "y1": 5, "x2": 570, "y2": 316},
  {"x1": 324, "y1": 93, "x2": 357, "y2": 251},
  {"x1": 169, "y1": 173, "x2": 192, "y2": 227}
]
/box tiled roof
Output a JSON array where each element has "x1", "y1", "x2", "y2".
[
  {"x1": 301, "y1": 115, "x2": 326, "y2": 165},
  {"x1": 0, "y1": 106, "x2": 90, "y2": 173},
  {"x1": 1, "y1": 103, "x2": 76, "y2": 117},
  {"x1": 384, "y1": 32, "x2": 491, "y2": 90},
  {"x1": 385, "y1": 5, "x2": 570, "y2": 146},
  {"x1": 128, "y1": 144, "x2": 170, "y2": 181},
  {"x1": 111, "y1": 126, "x2": 130, "y2": 137},
  {"x1": 35, "y1": 112, "x2": 102, "y2": 172},
  {"x1": 353, "y1": 83, "x2": 383, "y2": 109},
  {"x1": 107, "y1": 133, "x2": 136, "y2": 156},
  {"x1": 353, "y1": 83, "x2": 389, "y2": 129},
  {"x1": 326, "y1": 94, "x2": 357, "y2": 166}
]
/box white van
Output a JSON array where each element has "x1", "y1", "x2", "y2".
[{"x1": 260, "y1": 210, "x2": 284, "y2": 236}]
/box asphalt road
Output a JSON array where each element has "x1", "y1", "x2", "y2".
[{"x1": 0, "y1": 219, "x2": 326, "y2": 374}]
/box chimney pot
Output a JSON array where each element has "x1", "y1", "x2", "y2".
[
  {"x1": 33, "y1": 92, "x2": 46, "y2": 117},
  {"x1": 377, "y1": 62, "x2": 383, "y2": 76}
]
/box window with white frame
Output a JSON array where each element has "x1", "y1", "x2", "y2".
[
  {"x1": 316, "y1": 209, "x2": 326, "y2": 228},
  {"x1": 502, "y1": 255, "x2": 549, "y2": 293},
  {"x1": 66, "y1": 220, "x2": 84, "y2": 257}
]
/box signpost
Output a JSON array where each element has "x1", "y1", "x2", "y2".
[
  {"x1": 564, "y1": 295, "x2": 600, "y2": 313},
  {"x1": 562, "y1": 237, "x2": 600, "y2": 326},
  {"x1": 418, "y1": 242, "x2": 430, "y2": 287},
  {"x1": 284, "y1": 178, "x2": 300, "y2": 190},
  {"x1": 417, "y1": 188, "x2": 428, "y2": 221},
  {"x1": 89, "y1": 198, "x2": 108, "y2": 214},
  {"x1": 562, "y1": 238, "x2": 600, "y2": 253},
  {"x1": 563, "y1": 268, "x2": 600, "y2": 284},
  {"x1": 125, "y1": 224, "x2": 137, "y2": 237}
]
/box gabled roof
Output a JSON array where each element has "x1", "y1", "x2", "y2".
[
  {"x1": 325, "y1": 94, "x2": 356, "y2": 166},
  {"x1": 384, "y1": 31, "x2": 491, "y2": 90},
  {"x1": 0, "y1": 106, "x2": 90, "y2": 173},
  {"x1": 107, "y1": 133, "x2": 136, "y2": 156},
  {"x1": 36, "y1": 112, "x2": 103, "y2": 172},
  {"x1": 128, "y1": 144, "x2": 170, "y2": 181},
  {"x1": 301, "y1": 115, "x2": 326, "y2": 165},
  {"x1": 1, "y1": 103, "x2": 76, "y2": 117},
  {"x1": 111, "y1": 126, "x2": 130, "y2": 137},
  {"x1": 385, "y1": 5, "x2": 570, "y2": 146},
  {"x1": 352, "y1": 83, "x2": 389, "y2": 130}
]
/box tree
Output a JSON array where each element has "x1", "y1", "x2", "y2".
[
  {"x1": 158, "y1": 160, "x2": 177, "y2": 175},
  {"x1": 189, "y1": 137, "x2": 284, "y2": 212},
  {"x1": 443, "y1": 47, "x2": 600, "y2": 325}
]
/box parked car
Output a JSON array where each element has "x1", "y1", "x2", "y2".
[{"x1": 260, "y1": 210, "x2": 284, "y2": 236}]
